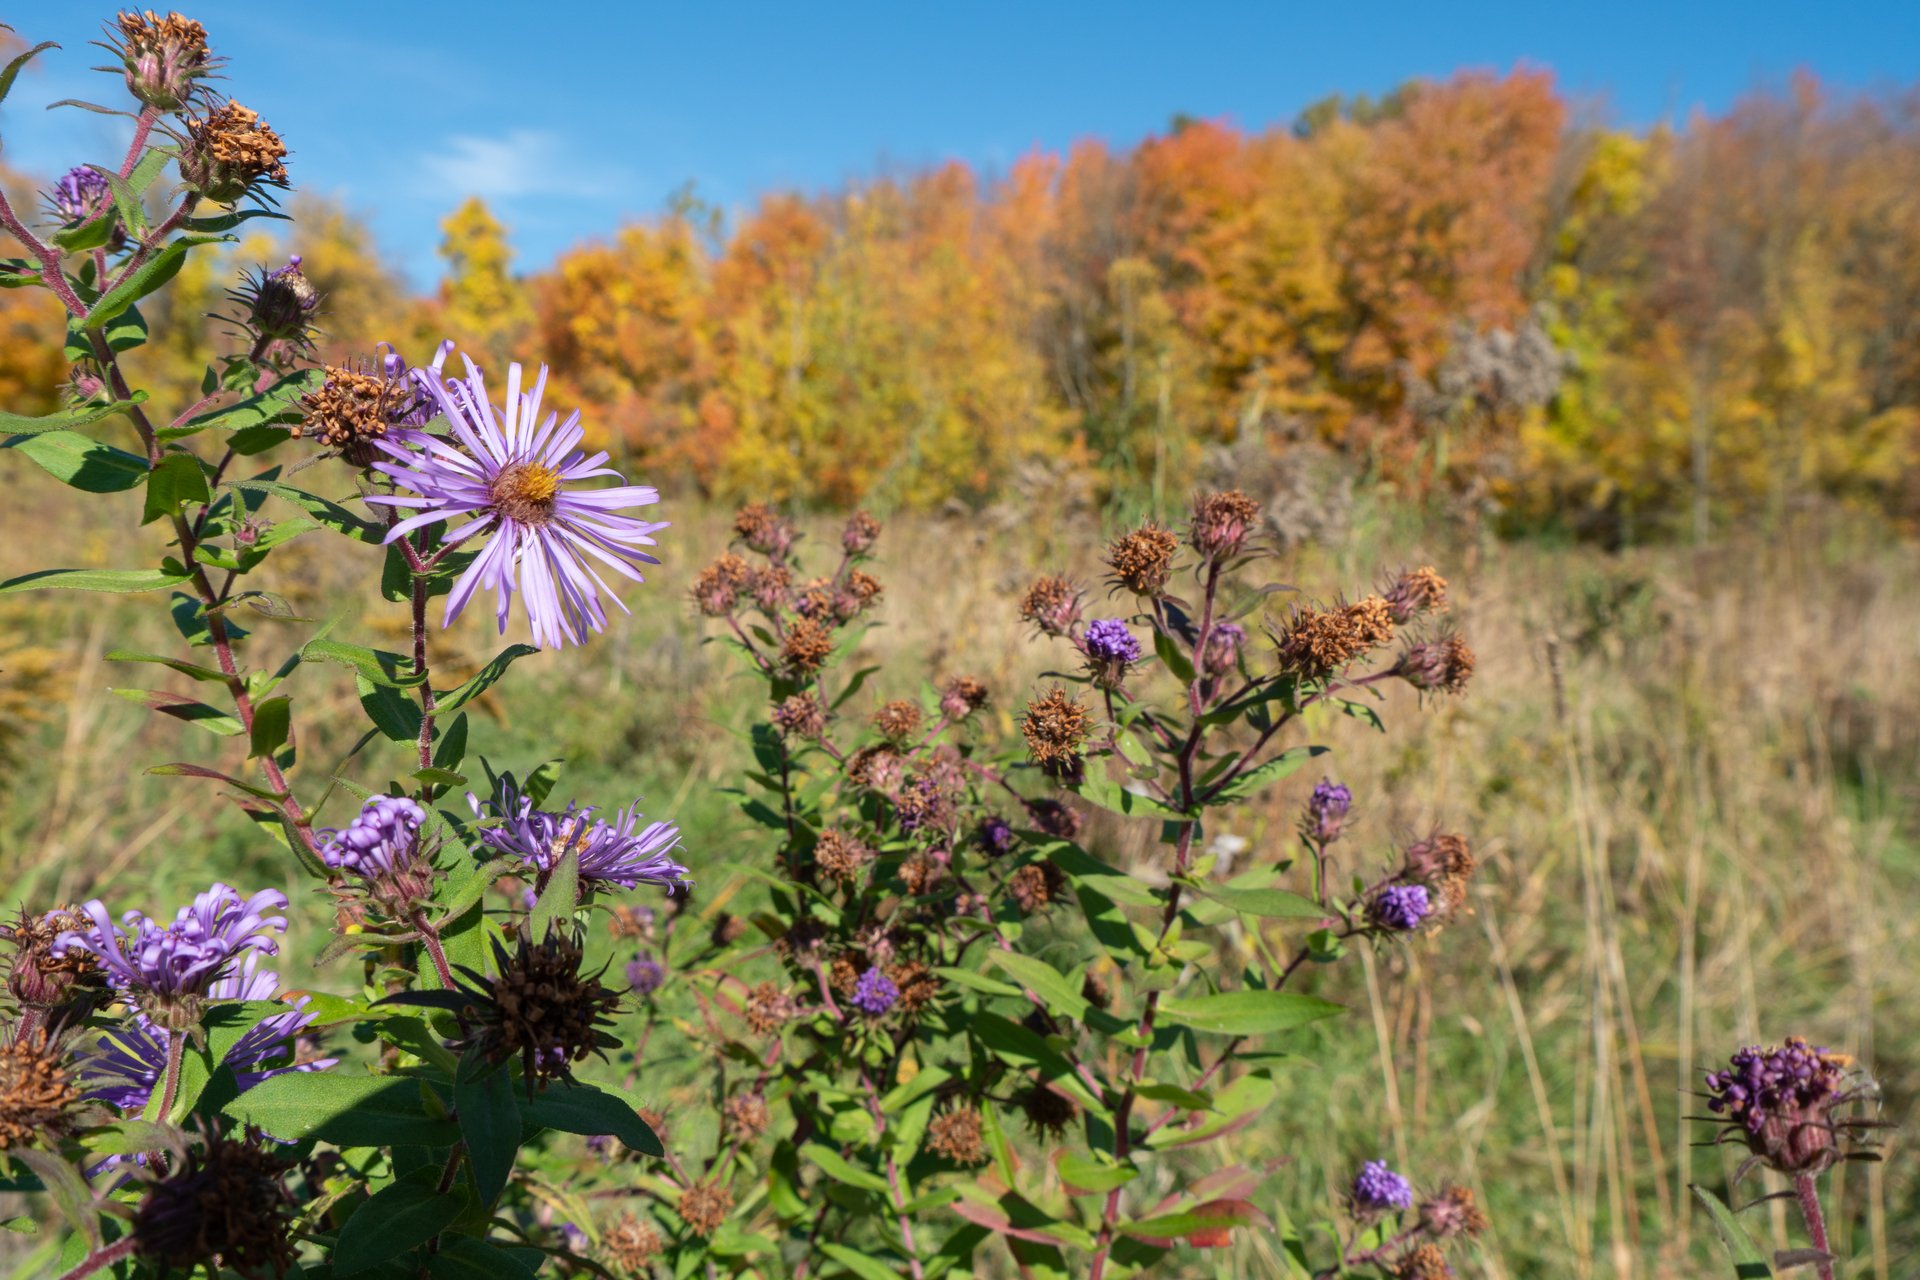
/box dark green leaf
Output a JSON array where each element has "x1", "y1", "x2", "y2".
[
  {"x1": 0, "y1": 392, "x2": 149, "y2": 438},
  {"x1": 4, "y1": 430, "x2": 146, "y2": 493},
  {"x1": 0, "y1": 41, "x2": 57, "y2": 110},
  {"x1": 518, "y1": 1081, "x2": 663, "y2": 1156},
  {"x1": 434, "y1": 645, "x2": 538, "y2": 716},
  {"x1": 1204, "y1": 745, "x2": 1327, "y2": 804},
  {"x1": 1156, "y1": 990, "x2": 1343, "y2": 1036},
  {"x1": 302, "y1": 637, "x2": 426, "y2": 688},
  {"x1": 800, "y1": 1143, "x2": 890, "y2": 1194},
  {"x1": 110, "y1": 687, "x2": 243, "y2": 736},
  {"x1": 987, "y1": 951, "x2": 1089, "y2": 1021},
  {"x1": 1188, "y1": 884, "x2": 1326, "y2": 920},
  {"x1": 88, "y1": 234, "x2": 229, "y2": 328},
  {"x1": 168, "y1": 370, "x2": 320, "y2": 440},
  {"x1": 531, "y1": 845, "x2": 579, "y2": 938},
  {"x1": 0, "y1": 566, "x2": 189, "y2": 595},
  {"x1": 335, "y1": 1170, "x2": 465, "y2": 1277},
  {"x1": 224, "y1": 1073, "x2": 458, "y2": 1147},
  {"x1": 142, "y1": 451, "x2": 212, "y2": 522},
  {"x1": 425, "y1": 1236, "x2": 539, "y2": 1280},
  {"x1": 1689, "y1": 1186, "x2": 1774, "y2": 1277},
  {"x1": 249, "y1": 694, "x2": 292, "y2": 758},
  {"x1": 455, "y1": 1049, "x2": 520, "y2": 1206},
  {"x1": 1153, "y1": 627, "x2": 1195, "y2": 684},
  {"x1": 229, "y1": 480, "x2": 385, "y2": 543}
]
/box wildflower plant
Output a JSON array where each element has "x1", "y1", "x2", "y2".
[{"x1": 0, "y1": 15, "x2": 679, "y2": 1277}]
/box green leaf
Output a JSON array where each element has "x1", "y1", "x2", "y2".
[
  {"x1": 1043, "y1": 840, "x2": 1162, "y2": 907},
  {"x1": 224, "y1": 1073, "x2": 458, "y2": 1147},
  {"x1": 111, "y1": 687, "x2": 243, "y2": 736},
  {"x1": 301, "y1": 637, "x2": 426, "y2": 688},
  {"x1": 92, "y1": 165, "x2": 150, "y2": 239},
  {"x1": 821, "y1": 1243, "x2": 910, "y2": 1280},
  {"x1": 801, "y1": 1143, "x2": 890, "y2": 1195},
  {"x1": 1153, "y1": 627, "x2": 1196, "y2": 684},
  {"x1": 229, "y1": 479, "x2": 386, "y2": 543},
  {"x1": 1072, "y1": 775, "x2": 1193, "y2": 821},
  {"x1": 0, "y1": 392, "x2": 149, "y2": 438},
  {"x1": 931, "y1": 966, "x2": 1023, "y2": 999},
  {"x1": 531, "y1": 846, "x2": 579, "y2": 938},
  {"x1": 249, "y1": 694, "x2": 292, "y2": 758},
  {"x1": 0, "y1": 40, "x2": 57, "y2": 110},
  {"x1": 139, "y1": 452, "x2": 211, "y2": 523},
  {"x1": 1188, "y1": 884, "x2": 1326, "y2": 920},
  {"x1": 1204, "y1": 746, "x2": 1327, "y2": 804},
  {"x1": 519, "y1": 1081, "x2": 663, "y2": 1156},
  {"x1": 4, "y1": 430, "x2": 146, "y2": 493},
  {"x1": 358, "y1": 674, "x2": 423, "y2": 743},
  {"x1": 987, "y1": 951, "x2": 1089, "y2": 1021},
  {"x1": 1118, "y1": 1199, "x2": 1269, "y2": 1243},
  {"x1": 1157, "y1": 990, "x2": 1343, "y2": 1036},
  {"x1": 425, "y1": 1236, "x2": 539, "y2": 1280},
  {"x1": 455, "y1": 1050, "x2": 520, "y2": 1206},
  {"x1": 0, "y1": 566, "x2": 190, "y2": 595},
  {"x1": 335, "y1": 1170, "x2": 466, "y2": 1277},
  {"x1": 88, "y1": 234, "x2": 230, "y2": 328},
  {"x1": 65, "y1": 307, "x2": 148, "y2": 359},
  {"x1": 1055, "y1": 1151, "x2": 1138, "y2": 1195},
  {"x1": 969, "y1": 1013, "x2": 1107, "y2": 1114},
  {"x1": 434, "y1": 645, "x2": 538, "y2": 717},
  {"x1": 168, "y1": 370, "x2": 320, "y2": 440},
  {"x1": 1689, "y1": 1186, "x2": 1774, "y2": 1278}
]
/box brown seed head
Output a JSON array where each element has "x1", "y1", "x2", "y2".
[
  {"x1": 723, "y1": 1093, "x2": 770, "y2": 1144},
  {"x1": 1008, "y1": 862, "x2": 1066, "y2": 915},
  {"x1": 180, "y1": 100, "x2": 288, "y2": 204},
  {"x1": 887, "y1": 960, "x2": 940, "y2": 1014},
  {"x1": 748, "y1": 564, "x2": 792, "y2": 613},
  {"x1": 1020, "y1": 1083, "x2": 1077, "y2": 1140},
  {"x1": 813, "y1": 829, "x2": 870, "y2": 882},
  {"x1": 4, "y1": 905, "x2": 102, "y2": 1011},
  {"x1": 1396, "y1": 634, "x2": 1475, "y2": 696},
  {"x1": 744, "y1": 981, "x2": 794, "y2": 1035},
  {"x1": 0, "y1": 1028, "x2": 81, "y2": 1150},
  {"x1": 1019, "y1": 574, "x2": 1083, "y2": 635},
  {"x1": 781, "y1": 617, "x2": 834, "y2": 674},
  {"x1": 1391, "y1": 1243, "x2": 1453, "y2": 1280},
  {"x1": 1418, "y1": 1184, "x2": 1489, "y2": 1239},
  {"x1": 690, "y1": 553, "x2": 751, "y2": 617},
  {"x1": 1402, "y1": 833, "x2": 1475, "y2": 918},
  {"x1": 1276, "y1": 596, "x2": 1396, "y2": 678},
  {"x1": 110, "y1": 10, "x2": 214, "y2": 110},
  {"x1": 1020, "y1": 687, "x2": 1090, "y2": 768},
  {"x1": 732, "y1": 503, "x2": 794, "y2": 559},
  {"x1": 452, "y1": 927, "x2": 622, "y2": 1089},
  {"x1": 846, "y1": 744, "x2": 904, "y2": 793},
  {"x1": 132, "y1": 1124, "x2": 296, "y2": 1278},
  {"x1": 1189, "y1": 489, "x2": 1261, "y2": 561},
  {"x1": 926, "y1": 1107, "x2": 988, "y2": 1165},
  {"x1": 677, "y1": 1179, "x2": 734, "y2": 1237},
  {"x1": 1384, "y1": 566, "x2": 1450, "y2": 623},
  {"x1": 898, "y1": 852, "x2": 944, "y2": 896},
  {"x1": 771, "y1": 692, "x2": 828, "y2": 740},
  {"x1": 1105, "y1": 523, "x2": 1180, "y2": 596},
  {"x1": 294, "y1": 362, "x2": 422, "y2": 466},
  {"x1": 873, "y1": 699, "x2": 922, "y2": 742},
  {"x1": 846, "y1": 568, "x2": 885, "y2": 611},
  {"x1": 842, "y1": 510, "x2": 881, "y2": 554},
  {"x1": 939, "y1": 675, "x2": 989, "y2": 719},
  {"x1": 602, "y1": 1213, "x2": 663, "y2": 1274},
  {"x1": 1025, "y1": 797, "x2": 1083, "y2": 839}
]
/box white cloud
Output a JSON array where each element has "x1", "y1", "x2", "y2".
[{"x1": 422, "y1": 128, "x2": 630, "y2": 202}]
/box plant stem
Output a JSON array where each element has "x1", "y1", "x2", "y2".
[
  {"x1": 411, "y1": 911, "x2": 458, "y2": 988},
  {"x1": 1795, "y1": 1174, "x2": 1838, "y2": 1280},
  {"x1": 154, "y1": 1031, "x2": 187, "y2": 1121},
  {"x1": 410, "y1": 552, "x2": 438, "y2": 770},
  {"x1": 54, "y1": 1237, "x2": 137, "y2": 1280}
]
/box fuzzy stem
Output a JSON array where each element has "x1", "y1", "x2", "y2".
[
  {"x1": 412, "y1": 911, "x2": 458, "y2": 989},
  {"x1": 1795, "y1": 1174, "x2": 1838, "y2": 1280},
  {"x1": 410, "y1": 551, "x2": 439, "y2": 770},
  {"x1": 54, "y1": 1237, "x2": 138, "y2": 1280},
  {"x1": 154, "y1": 1030, "x2": 187, "y2": 1121}
]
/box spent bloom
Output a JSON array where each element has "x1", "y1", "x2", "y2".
[
  {"x1": 1704, "y1": 1037, "x2": 1869, "y2": 1175},
  {"x1": 850, "y1": 967, "x2": 899, "y2": 1017},
  {"x1": 1201, "y1": 620, "x2": 1245, "y2": 677},
  {"x1": 368, "y1": 353, "x2": 669, "y2": 650},
  {"x1": 55, "y1": 885, "x2": 287, "y2": 1030},
  {"x1": 178, "y1": 100, "x2": 289, "y2": 205},
  {"x1": 1189, "y1": 489, "x2": 1260, "y2": 561},
  {"x1": 0, "y1": 1027, "x2": 84, "y2": 1151},
  {"x1": 105, "y1": 9, "x2": 216, "y2": 111},
  {"x1": 1395, "y1": 634, "x2": 1476, "y2": 696},
  {"x1": 472, "y1": 778, "x2": 688, "y2": 895},
  {"x1": 1368, "y1": 883, "x2": 1432, "y2": 932},
  {"x1": 445, "y1": 927, "x2": 624, "y2": 1089},
  {"x1": 1019, "y1": 574, "x2": 1083, "y2": 636},
  {"x1": 1303, "y1": 778, "x2": 1352, "y2": 844},
  {"x1": 130, "y1": 1123, "x2": 296, "y2": 1278},
  {"x1": 1105, "y1": 523, "x2": 1180, "y2": 596},
  {"x1": 1351, "y1": 1160, "x2": 1415, "y2": 1213},
  {"x1": 294, "y1": 341, "x2": 451, "y2": 466},
  {"x1": 231, "y1": 255, "x2": 319, "y2": 348}
]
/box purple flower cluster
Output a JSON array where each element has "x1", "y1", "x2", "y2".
[
  {"x1": 1704, "y1": 1037, "x2": 1854, "y2": 1167},
  {"x1": 368, "y1": 351, "x2": 669, "y2": 650},
  {"x1": 52, "y1": 166, "x2": 111, "y2": 223},
  {"x1": 850, "y1": 967, "x2": 898, "y2": 1017},
  {"x1": 55, "y1": 885, "x2": 287, "y2": 1004},
  {"x1": 473, "y1": 778, "x2": 689, "y2": 894},
  {"x1": 977, "y1": 816, "x2": 1016, "y2": 858},
  {"x1": 1082, "y1": 618, "x2": 1142, "y2": 664},
  {"x1": 1351, "y1": 1159, "x2": 1414, "y2": 1212},
  {"x1": 626, "y1": 953, "x2": 666, "y2": 998},
  {"x1": 1304, "y1": 777, "x2": 1352, "y2": 844},
  {"x1": 1369, "y1": 883, "x2": 1431, "y2": 932},
  {"x1": 319, "y1": 795, "x2": 426, "y2": 878}
]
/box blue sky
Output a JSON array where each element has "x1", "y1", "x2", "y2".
[{"x1": 3, "y1": 2, "x2": 1915, "y2": 288}]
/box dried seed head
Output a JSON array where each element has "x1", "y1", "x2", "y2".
[
  {"x1": 1401, "y1": 834, "x2": 1475, "y2": 919},
  {"x1": 842, "y1": 510, "x2": 881, "y2": 554},
  {"x1": 602, "y1": 1213, "x2": 663, "y2": 1274},
  {"x1": 794, "y1": 575, "x2": 839, "y2": 621},
  {"x1": 1008, "y1": 862, "x2": 1066, "y2": 915},
  {"x1": 1020, "y1": 687, "x2": 1090, "y2": 769},
  {"x1": 748, "y1": 564, "x2": 792, "y2": 613},
  {"x1": 710, "y1": 913, "x2": 749, "y2": 947},
  {"x1": 846, "y1": 569, "x2": 884, "y2": 611},
  {"x1": 723, "y1": 1093, "x2": 769, "y2": 1143},
  {"x1": 1105, "y1": 523, "x2": 1180, "y2": 596},
  {"x1": 887, "y1": 960, "x2": 940, "y2": 1014},
  {"x1": 939, "y1": 675, "x2": 989, "y2": 720},
  {"x1": 690, "y1": 553, "x2": 751, "y2": 617},
  {"x1": 1080, "y1": 971, "x2": 1112, "y2": 1010},
  {"x1": 927, "y1": 1107, "x2": 988, "y2": 1165},
  {"x1": 743, "y1": 982, "x2": 794, "y2": 1035},
  {"x1": 771, "y1": 692, "x2": 828, "y2": 740},
  {"x1": 1020, "y1": 1083, "x2": 1077, "y2": 1140},
  {"x1": 813, "y1": 830, "x2": 870, "y2": 882},
  {"x1": 0, "y1": 1028, "x2": 82, "y2": 1151},
  {"x1": 179, "y1": 100, "x2": 288, "y2": 204},
  {"x1": 1276, "y1": 597, "x2": 1396, "y2": 678},
  {"x1": 1395, "y1": 634, "x2": 1475, "y2": 696},
  {"x1": 1025, "y1": 797, "x2": 1083, "y2": 840},
  {"x1": 781, "y1": 617, "x2": 835, "y2": 674},
  {"x1": 827, "y1": 955, "x2": 860, "y2": 997},
  {"x1": 451, "y1": 926, "x2": 623, "y2": 1090},
  {"x1": 846, "y1": 744, "x2": 904, "y2": 793},
  {"x1": 294, "y1": 360, "x2": 424, "y2": 467},
  {"x1": 108, "y1": 10, "x2": 215, "y2": 111},
  {"x1": 677, "y1": 1179, "x2": 734, "y2": 1237},
  {"x1": 132, "y1": 1123, "x2": 296, "y2": 1278},
  {"x1": 1189, "y1": 489, "x2": 1261, "y2": 561},
  {"x1": 1384, "y1": 566, "x2": 1450, "y2": 623},
  {"x1": 1391, "y1": 1243, "x2": 1453, "y2": 1280},
  {"x1": 4, "y1": 905, "x2": 103, "y2": 1012},
  {"x1": 873, "y1": 700, "x2": 922, "y2": 742},
  {"x1": 1417, "y1": 1184, "x2": 1489, "y2": 1239},
  {"x1": 1019, "y1": 574, "x2": 1083, "y2": 636},
  {"x1": 732, "y1": 503, "x2": 795, "y2": 559},
  {"x1": 897, "y1": 852, "x2": 943, "y2": 896}
]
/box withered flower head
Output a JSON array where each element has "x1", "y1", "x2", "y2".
[
  {"x1": 723, "y1": 1092, "x2": 770, "y2": 1143},
  {"x1": 1704, "y1": 1037, "x2": 1877, "y2": 1176},
  {"x1": 602, "y1": 1213, "x2": 663, "y2": 1274},
  {"x1": 1020, "y1": 1083, "x2": 1077, "y2": 1140},
  {"x1": 106, "y1": 10, "x2": 215, "y2": 111},
  {"x1": 1417, "y1": 1184, "x2": 1489, "y2": 1240},
  {"x1": 1401, "y1": 833, "x2": 1475, "y2": 919},
  {"x1": 1019, "y1": 574, "x2": 1083, "y2": 636},
  {"x1": 813, "y1": 829, "x2": 871, "y2": 882},
  {"x1": 293, "y1": 359, "x2": 424, "y2": 467},
  {"x1": 771, "y1": 691, "x2": 828, "y2": 740},
  {"x1": 132, "y1": 1123, "x2": 297, "y2": 1279},
  {"x1": 1105, "y1": 522, "x2": 1180, "y2": 596},
  {"x1": 873, "y1": 699, "x2": 922, "y2": 742},
  {"x1": 4, "y1": 905, "x2": 103, "y2": 1012},
  {"x1": 1275, "y1": 597, "x2": 1396, "y2": 679},
  {"x1": 1189, "y1": 489, "x2": 1261, "y2": 562},
  {"x1": 229, "y1": 256, "x2": 318, "y2": 350},
  {"x1": 678, "y1": 1179, "x2": 734, "y2": 1237},
  {"x1": 743, "y1": 981, "x2": 794, "y2": 1035},
  {"x1": 897, "y1": 852, "x2": 944, "y2": 896},
  {"x1": 178, "y1": 99, "x2": 288, "y2": 205},
  {"x1": 447, "y1": 925, "x2": 623, "y2": 1091},
  {"x1": 927, "y1": 1106, "x2": 988, "y2": 1165},
  {"x1": 732, "y1": 503, "x2": 795, "y2": 559},
  {"x1": 1384, "y1": 566, "x2": 1450, "y2": 623},
  {"x1": 1025, "y1": 797, "x2": 1083, "y2": 839},
  {"x1": 1395, "y1": 634, "x2": 1475, "y2": 696},
  {"x1": 1080, "y1": 971, "x2": 1111, "y2": 1010},
  {"x1": 710, "y1": 913, "x2": 749, "y2": 947},
  {"x1": 1391, "y1": 1243, "x2": 1453, "y2": 1280},
  {"x1": 748, "y1": 564, "x2": 792, "y2": 613},
  {"x1": 846, "y1": 744, "x2": 904, "y2": 793},
  {"x1": 690, "y1": 553, "x2": 751, "y2": 617},
  {"x1": 1021, "y1": 687, "x2": 1091, "y2": 771},
  {"x1": 939, "y1": 675, "x2": 989, "y2": 720},
  {"x1": 794, "y1": 575, "x2": 838, "y2": 621},
  {"x1": 781, "y1": 617, "x2": 835, "y2": 675},
  {"x1": 846, "y1": 568, "x2": 885, "y2": 612},
  {"x1": 1008, "y1": 862, "x2": 1066, "y2": 915},
  {"x1": 0, "y1": 1027, "x2": 83, "y2": 1151},
  {"x1": 887, "y1": 960, "x2": 940, "y2": 1014},
  {"x1": 842, "y1": 510, "x2": 881, "y2": 555}
]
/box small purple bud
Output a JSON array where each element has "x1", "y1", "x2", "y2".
[
  {"x1": 1351, "y1": 1159, "x2": 1414, "y2": 1213},
  {"x1": 1202, "y1": 621, "x2": 1245, "y2": 678},
  {"x1": 1304, "y1": 778, "x2": 1352, "y2": 844}
]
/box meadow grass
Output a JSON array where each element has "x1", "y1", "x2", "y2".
[{"x1": 2, "y1": 470, "x2": 1916, "y2": 1278}]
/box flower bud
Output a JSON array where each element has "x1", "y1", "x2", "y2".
[
  {"x1": 1202, "y1": 621, "x2": 1245, "y2": 677},
  {"x1": 233, "y1": 255, "x2": 319, "y2": 347},
  {"x1": 939, "y1": 674, "x2": 989, "y2": 720},
  {"x1": 1367, "y1": 883, "x2": 1431, "y2": 932},
  {"x1": 1302, "y1": 778, "x2": 1351, "y2": 844},
  {"x1": 50, "y1": 166, "x2": 112, "y2": 225},
  {"x1": 1704, "y1": 1037, "x2": 1873, "y2": 1175},
  {"x1": 1394, "y1": 634, "x2": 1475, "y2": 696},
  {"x1": 842, "y1": 509, "x2": 880, "y2": 554}
]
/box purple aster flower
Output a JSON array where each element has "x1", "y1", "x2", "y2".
[
  {"x1": 319, "y1": 795, "x2": 426, "y2": 879},
  {"x1": 51, "y1": 166, "x2": 112, "y2": 223},
  {"x1": 55, "y1": 885, "x2": 287, "y2": 1029},
  {"x1": 625, "y1": 953, "x2": 666, "y2": 998},
  {"x1": 471, "y1": 777, "x2": 689, "y2": 895},
  {"x1": 1368, "y1": 883, "x2": 1431, "y2": 932},
  {"x1": 850, "y1": 967, "x2": 898, "y2": 1017},
  {"x1": 1705, "y1": 1037, "x2": 1868, "y2": 1174},
  {"x1": 365, "y1": 351, "x2": 669, "y2": 650},
  {"x1": 87, "y1": 954, "x2": 333, "y2": 1117},
  {"x1": 1202, "y1": 621, "x2": 1246, "y2": 678},
  {"x1": 558, "y1": 1222, "x2": 588, "y2": 1253},
  {"x1": 977, "y1": 816, "x2": 1016, "y2": 858},
  {"x1": 1304, "y1": 777, "x2": 1352, "y2": 844},
  {"x1": 1351, "y1": 1160, "x2": 1414, "y2": 1213},
  {"x1": 1082, "y1": 617, "x2": 1142, "y2": 689}
]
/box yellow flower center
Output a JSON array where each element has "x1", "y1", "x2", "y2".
[{"x1": 491, "y1": 462, "x2": 561, "y2": 524}]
